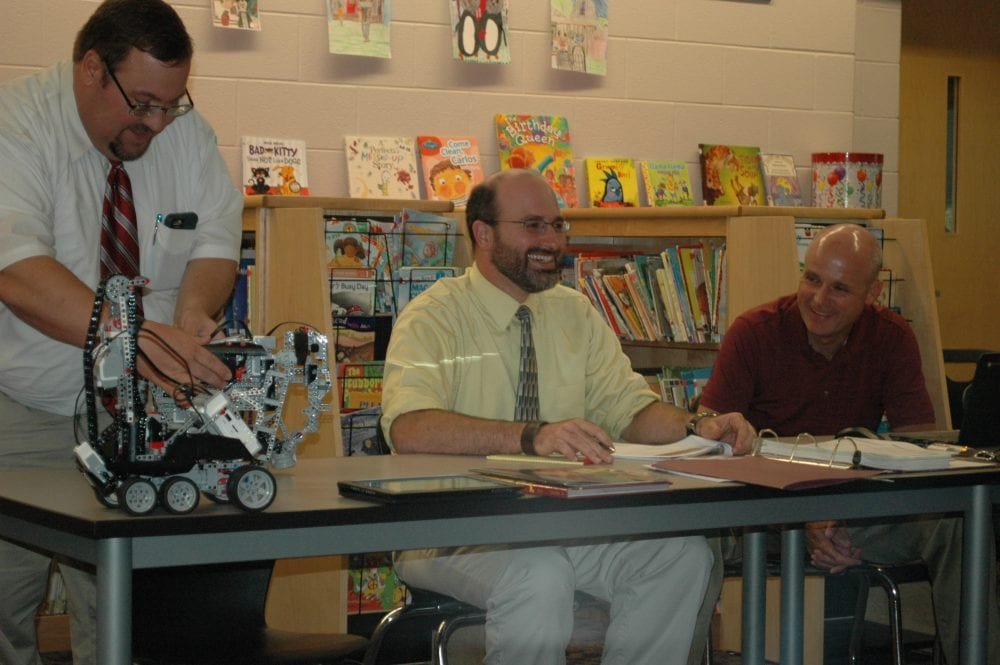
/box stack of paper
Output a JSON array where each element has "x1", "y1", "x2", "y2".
[
  {"x1": 758, "y1": 437, "x2": 953, "y2": 471},
  {"x1": 612, "y1": 436, "x2": 732, "y2": 462}
]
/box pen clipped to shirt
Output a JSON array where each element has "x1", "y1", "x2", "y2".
[{"x1": 153, "y1": 211, "x2": 199, "y2": 245}]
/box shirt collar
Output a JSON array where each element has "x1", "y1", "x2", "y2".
[
  {"x1": 468, "y1": 262, "x2": 542, "y2": 329},
  {"x1": 53, "y1": 62, "x2": 99, "y2": 165}
]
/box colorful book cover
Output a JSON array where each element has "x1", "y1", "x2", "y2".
[
  {"x1": 341, "y1": 406, "x2": 384, "y2": 456},
  {"x1": 495, "y1": 113, "x2": 578, "y2": 208},
  {"x1": 550, "y1": 0, "x2": 609, "y2": 76},
  {"x1": 346, "y1": 551, "x2": 406, "y2": 614},
  {"x1": 583, "y1": 158, "x2": 639, "y2": 208},
  {"x1": 639, "y1": 160, "x2": 695, "y2": 206},
  {"x1": 759, "y1": 153, "x2": 803, "y2": 206},
  {"x1": 330, "y1": 267, "x2": 377, "y2": 318},
  {"x1": 416, "y1": 135, "x2": 484, "y2": 205},
  {"x1": 241, "y1": 136, "x2": 309, "y2": 196},
  {"x1": 450, "y1": 0, "x2": 510, "y2": 64},
  {"x1": 698, "y1": 144, "x2": 767, "y2": 206},
  {"x1": 344, "y1": 135, "x2": 420, "y2": 199},
  {"x1": 338, "y1": 361, "x2": 384, "y2": 412},
  {"x1": 327, "y1": 0, "x2": 391, "y2": 59},
  {"x1": 212, "y1": 0, "x2": 260, "y2": 30},
  {"x1": 395, "y1": 209, "x2": 457, "y2": 268},
  {"x1": 394, "y1": 266, "x2": 458, "y2": 314}
]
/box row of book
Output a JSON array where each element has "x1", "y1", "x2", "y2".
[
  {"x1": 573, "y1": 241, "x2": 727, "y2": 345},
  {"x1": 241, "y1": 117, "x2": 806, "y2": 209}
]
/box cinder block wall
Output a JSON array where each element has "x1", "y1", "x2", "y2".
[{"x1": 0, "y1": 0, "x2": 901, "y2": 213}]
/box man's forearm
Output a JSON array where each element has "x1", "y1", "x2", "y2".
[
  {"x1": 390, "y1": 409, "x2": 523, "y2": 456},
  {"x1": 173, "y1": 258, "x2": 237, "y2": 335},
  {"x1": 618, "y1": 400, "x2": 690, "y2": 443},
  {"x1": 0, "y1": 256, "x2": 98, "y2": 348}
]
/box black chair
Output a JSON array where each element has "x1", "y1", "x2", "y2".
[
  {"x1": 846, "y1": 561, "x2": 940, "y2": 665},
  {"x1": 363, "y1": 587, "x2": 609, "y2": 665},
  {"x1": 132, "y1": 559, "x2": 369, "y2": 665},
  {"x1": 942, "y1": 348, "x2": 993, "y2": 430}
]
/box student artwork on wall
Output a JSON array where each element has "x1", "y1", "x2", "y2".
[
  {"x1": 551, "y1": 0, "x2": 609, "y2": 76},
  {"x1": 211, "y1": 0, "x2": 260, "y2": 30},
  {"x1": 327, "y1": 0, "x2": 391, "y2": 58},
  {"x1": 450, "y1": 0, "x2": 510, "y2": 64}
]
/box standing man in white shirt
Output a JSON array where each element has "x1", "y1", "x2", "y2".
[{"x1": 0, "y1": 1, "x2": 243, "y2": 663}]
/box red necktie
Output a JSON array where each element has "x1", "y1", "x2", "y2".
[{"x1": 100, "y1": 161, "x2": 140, "y2": 280}]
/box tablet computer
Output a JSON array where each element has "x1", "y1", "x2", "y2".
[{"x1": 338, "y1": 474, "x2": 523, "y2": 503}]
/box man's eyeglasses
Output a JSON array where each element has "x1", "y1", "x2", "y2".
[
  {"x1": 106, "y1": 65, "x2": 194, "y2": 118},
  {"x1": 491, "y1": 218, "x2": 571, "y2": 235}
]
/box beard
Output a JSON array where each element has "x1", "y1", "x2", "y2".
[
  {"x1": 109, "y1": 123, "x2": 156, "y2": 161},
  {"x1": 491, "y1": 236, "x2": 562, "y2": 294}
]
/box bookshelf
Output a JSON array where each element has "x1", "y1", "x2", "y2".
[
  {"x1": 240, "y1": 195, "x2": 455, "y2": 634},
  {"x1": 560, "y1": 205, "x2": 950, "y2": 429}
]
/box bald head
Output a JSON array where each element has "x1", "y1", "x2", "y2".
[
  {"x1": 465, "y1": 169, "x2": 557, "y2": 248},
  {"x1": 808, "y1": 223, "x2": 883, "y2": 286}
]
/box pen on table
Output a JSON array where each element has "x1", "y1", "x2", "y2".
[{"x1": 485, "y1": 454, "x2": 590, "y2": 466}]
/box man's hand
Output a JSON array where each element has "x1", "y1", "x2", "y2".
[
  {"x1": 136, "y1": 320, "x2": 232, "y2": 400},
  {"x1": 697, "y1": 412, "x2": 757, "y2": 455},
  {"x1": 805, "y1": 520, "x2": 862, "y2": 572},
  {"x1": 532, "y1": 418, "x2": 616, "y2": 464}
]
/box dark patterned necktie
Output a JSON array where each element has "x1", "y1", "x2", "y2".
[
  {"x1": 100, "y1": 160, "x2": 140, "y2": 280},
  {"x1": 514, "y1": 305, "x2": 540, "y2": 422}
]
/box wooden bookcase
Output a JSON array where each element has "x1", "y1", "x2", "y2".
[
  {"x1": 241, "y1": 196, "x2": 454, "y2": 633},
  {"x1": 560, "y1": 205, "x2": 950, "y2": 429}
]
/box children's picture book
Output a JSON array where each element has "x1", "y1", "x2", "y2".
[
  {"x1": 241, "y1": 136, "x2": 309, "y2": 196},
  {"x1": 345, "y1": 136, "x2": 420, "y2": 199},
  {"x1": 495, "y1": 113, "x2": 578, "y2": 208},
  {"x1": 471, "y1": 465, "x2": 673, "y2": 499},
  {"x1": 332, "y1": 317, "x2": 377, "y2": 364},
  {"x1": 346, "y1": 551, "x2": 406, "y2": 615},
  {"x1": 330, "y1": 267, "x2": 377, "y2": 318},
  {"x1": 759, "y1": 153, "x2": 803, "y2": 206},
  {"x1": 550, "y1": 0, "x2": 609, "y2": 76},
  {"x1": 698, "y1": 144, "x2": 767, "y2": 206},
  {"x1": 341, "y1": 406, "x2": 384, "y2": 457},
  {"x1": 450, "y1": 0, "x2": 510, "y2": 64},
  {"x1": 394, "y1": 266, "x2": 458, "y2": 314},
  {"x1": 396, "y1": 209, "x2": 457, "y2": 268},
  {"x1": 639, "y1": 160, "x2": 695, "y2": 206},
  {"x1": 327, "y1": 0, "x2": 391, "y2": 59},
  {"x1": 212, "y1": 0, "x2": 260, "y2": 31},
  {"x1": 583, "y1": 158, "x2": 639, "y2": 208},
  {"x1": 416, "y1": 135, "x2": 484, "y2": 205},
  {"x1": 338, "y1": 361, "x2": 384, "y2": 412}
]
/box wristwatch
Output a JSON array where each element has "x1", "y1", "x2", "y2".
[{"x1": 685, "y1": 411, "x2": 719, "y2": 437}]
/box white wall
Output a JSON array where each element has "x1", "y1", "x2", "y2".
[{"x1": 0, "y1": 0, "x2": 901, "y2": 213}]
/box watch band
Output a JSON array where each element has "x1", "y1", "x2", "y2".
[
  {"x1": 520, "y1": 421, "x2": 548, "y2": 455},
  {"x1": 685, "y1": 411, "x2": 719, "y2": 437}
]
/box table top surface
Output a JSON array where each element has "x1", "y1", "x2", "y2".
[{"x1": 2, "y1": 454, "x2": 998, "y2": 542}]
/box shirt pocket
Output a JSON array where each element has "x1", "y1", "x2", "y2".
[{"x1": 145, "y1": 225, "x2": 197, "y2": 290}]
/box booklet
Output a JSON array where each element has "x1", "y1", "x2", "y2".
[{"x1": 471, "y1": 465, "x2": 673, "y2": 499}]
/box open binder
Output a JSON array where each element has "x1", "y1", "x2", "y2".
[{"x1": 756, "y1": 435, "x2": 953, "y2": 472}]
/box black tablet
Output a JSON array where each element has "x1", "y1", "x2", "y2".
[{"x1": 338, "y1": 474, "x2": 523, "y2": 503}]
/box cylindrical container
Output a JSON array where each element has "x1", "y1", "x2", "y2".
[{"x1": 811, "y1": 152, "x2": 883, "y2": 208}]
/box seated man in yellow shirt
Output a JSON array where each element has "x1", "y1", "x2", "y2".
[{"x1": 381, "y1": 168, "x2": 756, "y2": 665}]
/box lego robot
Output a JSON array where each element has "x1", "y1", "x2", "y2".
[{"x1": 74, "y1": 275, "x2": 332, "y2": 516}]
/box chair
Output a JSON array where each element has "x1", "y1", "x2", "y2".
[
  {"x1": 942, "y1": 348, "x2": 992, "y2": 430},
  {"x1": 845, "y1": 561, "x2": 940, "y2": 665},
  {"x1": 131, "y1": 559, "x2": 369, "y2": 665},
  {"x1": 363, "y1": 587, "x2": 610, "y2": 665}
]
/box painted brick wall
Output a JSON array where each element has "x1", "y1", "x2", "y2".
[{"x1": 0, "y1": 0, "x2": 901, "y2": 213}]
